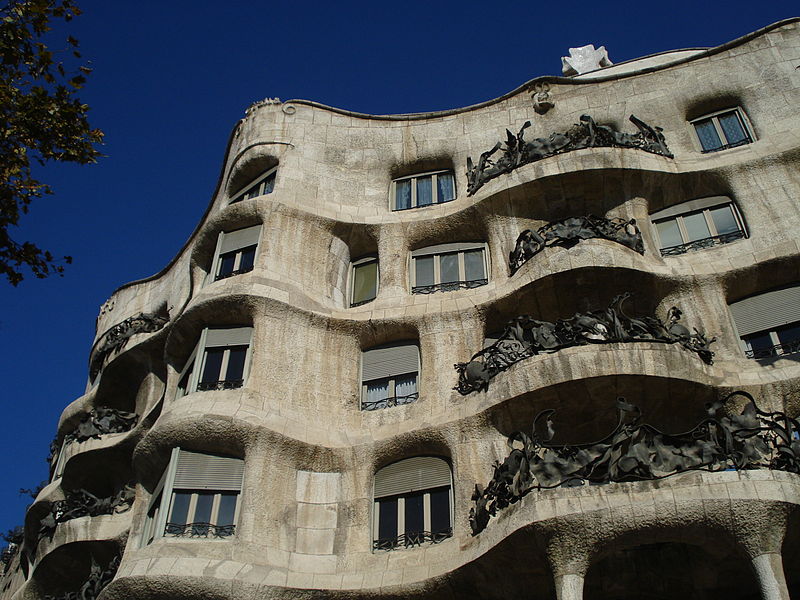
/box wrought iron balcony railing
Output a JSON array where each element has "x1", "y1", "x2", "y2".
[
  {"x1": 372, "y1": 528, "x2": 452, "y2": 551},
  {"x1": 700, "y1": 135, "x2": 752, "y2": 153},
  {"x1": 350, "y1": 297, "x2": 375, "y2": 308},
  {"x1": 164, "y1": 522, "x2": 236, "y2": 538},
  {"x1": 361, "y1": 392, "x2": 419, "y2": 412},
  {"x1": 196, "y1": 379, "x2": 244, "y2": 391},
  {"x1": 412, "y1": 278, "x2": 488, "y2": 295},
  {"x1": 660, "y1": 230, "x2": 746, "y2": 256},
  {"x1": 745, "y1": 340, "x2": 800, "y2": 360},
  {"x1": 214, "y1": 266, "x2": 254, "y2": 281}
]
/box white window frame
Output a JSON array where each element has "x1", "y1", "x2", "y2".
[
  {"x1": 142, "y1": 448, "x2": 244, "y2": 546},
  {"x1": 410, "y1": 242, "x2": 489, "y2": 294},
  {"x1": 229, "y1": 167, "x2": 277, "y2": 204},
  {"x1": 391, "y1": 169, "x2": 456, "y2": 211},
  {"x1": 689, "y1": 108, "x2": 754, "y2": 153},
  {"x1": 206, "y1": 225, "x2": 262, "y2": 285},
  {"x1": 650, "y1": 196, "x2": 747, "y2": 256},
  {"x1": 349, "y1": 255, "x2": 379, "y2": 307},
  {"x1": 176, "y1": 327, "x2": 254, "y2": 398},
  {"x1": 360, "y1": 342, "x2": 420, "y2": 411}
]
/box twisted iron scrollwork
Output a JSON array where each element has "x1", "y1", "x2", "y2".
[
  {"x1": 361, "y1": 392, "x2": 419, "y2": 412},
  {"x1": 746, "y1": 340, "x2": 800, "y2": 360},
  {"x1": 510, "y1": 216, "x2": 644, "y2": 274},
  {"x1": 48, "y1": 407, "x2": 139, "y2": 466},
  {"x1": 44, "y1": 555, "x2": 120, "y2": 600},
  {"x1": 373, "y1": 528, "x2": 453, "y2": 551},
  {"x1": 455, "y1": 293, "x2": 714, "y2": 395},
  {"x1": 196, "y1": 379, "x2": 244, "y2": 391},
  {"x1": 90, "y1": 311, "x2": 169, "y2": 379},
  {"x1": 164, "y1": 522, "x2": 235, "y2": 538},
  {"x1": 466, "y1": 114, "x2": 673, "y2": 196},
  {"x1": 660, "y1": 230, "x2": 747, "y2": 256},
  {"x1": 469, "y1": 392, "x2": 800, "y2": 534},
  {"x1": 412, "y1": 279, "x2": 488, "y2": 295},
  {"x1": 37, "y1": 485, "x2": 135, "y2": 543}
]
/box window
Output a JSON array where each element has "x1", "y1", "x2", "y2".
[
  {"x1": 411, "y1": 243, "x2": 488, "y2": 294},
  {"x1": 729, "y1": 285, "x2": 800, "y2": 360},
  {"x1": 691, "y1": 108, "x2": 753, "y2": 153},
  {"x1": 361, "y1": 342, "x2": 419, "y2": 411},
  {"x1": 209, "y1": 225, "x2": 261, "y2": 282},
  {"x1": 350, "y1": 256, "x2": 378, "y2": 307},
  {"x1": 650, "y1": 196, "x2": 747, "y2": 256},
  {"x1": 230, "y1": 167, "x2": 276, "y2": 203},
  {"x1": 142, "y1": 448, "x2": 244, "y2": 545},
  {"x1": 177, "y1": 327, "x2": 253, "y2": 396},
  {"x1": 373, "y1": 456, "x2": 452, "y2": 551},
  {"x1": 392, "y1": 170, "x2": 455, "y2": 211}
]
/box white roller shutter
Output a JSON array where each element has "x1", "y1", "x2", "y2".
[
  {"x1": 729, "y1": 285, "x2": 800, "y2": 337},
  {"x1": 412, "y1": 242, "x2": 484, "y2": 258},
  {"x1": 362, "y1": 343, "x2": 419, "y2": 382},
  {"x1": 220, "y1": 225, "x2": 261, "y2": 253},
  {"x1": 374, "y1": 456, "x2": 451, "y2": 498},
  {"x1": 205, "y1": 326, "x2": 253, "y2": 348},
  {"x1": 173, "y1": 449, "x2": 244, "y2": 491}
]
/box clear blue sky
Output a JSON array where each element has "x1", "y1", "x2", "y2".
[{"x1": 0, "y1": 0, "x2": 796, "y2": 536}]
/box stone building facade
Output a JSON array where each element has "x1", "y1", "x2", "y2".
[{"x1": 2, "y1": 17, "x2": 800, "y2": 600}]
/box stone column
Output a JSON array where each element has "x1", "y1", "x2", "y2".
[
  {"x1": 376, "y1": 225, "x2": 408, "y2": 300},
  {"x1": 553, "y1": 572, "x2": 585, "y2": 600},
  {"x1": 750, "y1": 553, "x2": 790, "y2": 600}
]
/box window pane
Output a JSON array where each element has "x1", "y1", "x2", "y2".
[
  {"x1": 694, "y1": 119, "x2": 722, "y2": 151},
  {"x1": 439, "y1": 253, "x2": 459, "y2": 284},
  {"x1": 169, "y1": 491, "x2": 191, "y2": 526},
  {"x1": 776, "y1": 322, "x2": 800, "y2": 347},
  {"x1": 216, "y1": 492, "x2": 238, "y2": 527},
  {"x1": 416, "y1": 176, "x2": 433, "y2": 207},
  {"x1": 377, "y1": 498, "x2": 398, "y2": 541},
  {"x1": 225, "y1": 346, "x2": 248, "y2": 382},
  {"x1": 194, "y1": 492, "x2": 214, "y2": 523},
  {"x1": 429, "y1": 487, "x2": 451, "y2": 535},
  {"x1": 366, "y1": 379, "x2": 390, "y2": 406},
  {"x1": 744, "y1": 331, "x2": 775, "y2": 355},
  {"x1": 178, "y1": 362, "x2": 194, "y2": 396},
  {"x1": 244, "y1": 185, "x2": 260, "y2": 200},
  {"x1": 395, "y1": 180, "x2": 411, "y2": 210},
  {"x1": 200, "y1": 348, "x2": 225, "y2": 384},
  {"x1": 718, "y1": 112, "x2": 748, "y2": 145},
  {"x1": 262, "y1": 171, "x2": 276, "y2": 194},
  {"x1": 437, "y1": 172, "x2": 455, "y2": 202},
  {"x1": 415, "y1": 256, "x2": 435, "y2": 287},
  {"x1": 238, "y1": 246, "x2": 256, "y2": 272},
  {"x1": 404, "y1": 492, "x2": 424, "y2": 535},
  {"x1": 218, "y1": 252, "x2": 236, "y2": 278},
  {"x1": 682, "y1": 212, "x2": 711, "y2": 242},
  {"x1": 709, "y1": 205, "x2": 740, "y2": 236},
  {"x1": 395, "y1": 373, "x2": 417, "y2": 402},
  {"x1": 463, "y1": 249, "x2": 485, "y2": 281},
  {"x1": 656, "y1": 219, "x2": 683, "y2": 248},
  {"x1": 352, "y1": 260, "x2": 378, "y2": 305}
]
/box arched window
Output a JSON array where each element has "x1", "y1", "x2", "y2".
[
  {"x1": 361, "y1": 342, "x2": 419, "y2": 411},
  {"x1": 373, "y1": 456, "x2": 452, "y2": 551}
]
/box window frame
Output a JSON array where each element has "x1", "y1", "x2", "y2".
[
  {"x1": 349, "y1": 255, "x2": 379, "y2": 308},
  {"x1": 690, "y1": 108, "x2": 754, "y2": 153},
  {"x1": 729, "y1": 285, "x2": 800, "y2": 360},
  {"x1": 207, "y1": 225, "x2": 262, "y2": 284},
  {"x1": 229, "y1": 167, "x2": 277, "y2": 204},
  {"x1": 176, "y1": 326, "x2": 254, "y2": 398},
  {"x1": 650, "y1": 197, "x2": 747, "y2": 256},
  {"x1": 360, "y1": 342, "x2": 420, "y2": 411},
  {"x1": 390, "y1": 169, "x2": 456, "y2": 211},
  {"x1": 410, "y1": 242, "x2": 489, "y2": 294}
]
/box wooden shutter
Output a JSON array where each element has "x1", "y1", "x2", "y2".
[
  {"x1": 205, "y1": 326, "x2": 253, "y2": 348},
  {"x1": 220, "y1": 225, "x2": 261, "y2": 253},
  {"x1": 729, "y1": 285, "x2": 800, "y2": 336},
  {"x1": 374, "y1": 456, "x2": 451, "y2": 498},
  {"x1": 173, "y1": 449, "x2": 244, "y2": 491},
  {"x1": 362, "y1": 342, "x2": 419, "y2": 382}
]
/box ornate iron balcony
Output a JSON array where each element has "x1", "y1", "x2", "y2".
[
  {"x1": 412, "y1": 278, "x2": 488, "y2": 295},
  {"x1": 660, "y1": 230, "x2": 746, "y2": 256},
  {"x1": 164, "y1": 522, "x2": 235, "y2": 538},
  {"x1": 373, "y1": 528, "x2": 452, "y2": 551},
  {"x1": 745, "y1": 340, "x2": 800, "y2": 360},
  {"x1": 196, "y1": 379, "x2": 244, "y2": 391},
  {"x1": 700, "y1": 135, "x2": 752, "y2": 153},
  {"x1": 350, "y1": 297, "x2": 375, "y2": 308},
  {"x1": 215, "y1": 266, "x2": 254, "y2": 281},
  {"x1": 361, "y1": 392, "x2": 419, "y2": 412}
]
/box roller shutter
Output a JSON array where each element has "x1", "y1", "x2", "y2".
[
  {"x1": 729, "y1": 285, "x2": 800, "y2": 337},
  {"x1": 362, "y1": 343, "x2": 419, "y2": 382},
  {"x1": 173, "y1": 449, "x2": 244, "y2": 491},
  {"x1": 374, "y1": 456, "x2": 451, "y2": 498}
]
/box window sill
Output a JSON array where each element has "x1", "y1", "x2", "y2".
[
  {"x1": 392, "y1": 199, "x2": 455, "y2": 212},
  {"x1": 214, "y1": 267, "x2": 254, "y2": 282}
]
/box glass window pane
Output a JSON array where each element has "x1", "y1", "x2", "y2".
[
  {"x1": 244, "y1": 184, "x2": 260, "y2": 200},
  {"x1": 395, "y1": 180, "x2": 411, "y2": 210},
  {"x1": 225, "y1": 346, "x2": 248, "y2": 382},
  {"x1": 218, "y1": 252, "x2": 236, "y2": 278},
  {"x1": 656, "y1": 219, "x2": 683, "y2": 248},
  {"x1": 404, "y1": 492, "x2": 424, "y2": 535},
  {"x1": 216, "y1": 492, "x2": 238, "y2": 527},
  {"x1": 238, "y1": 246, "x2": 256, "y2": 272},
  {"x1": 366, "y1": 379, "x2": 390, "y2": 407},
  {"x1": 200, "y1": 348, "x2": 225, "y2": 384},
  {"x1": 377, "y1": 498, "x2": 398, "y2": 541},
  {"x1": 776, "y1": 322, "x2": 800, "y2": 347},
  {"x1": 262, "y1": 172, "x2": 276, "y2": 194},
  {"x1": 437, "y1": 172, "x2": 455, "y2": 203},
  {"x1": 416, "y1": 176, "x2": 433, "y2": 207},
  {"x1": 168, "y1": 491, "x2": 191, "y2": 526},
  {"x1": 194, "y1": 492, "x2": 214, "y2": 524},
  {"x1": 682, "y1": 212, "x2": 711, "y2": 242},
  {"x1": 429, "y1": 487, "x2": 451, "y2": 535},
  {"x1": 463, "y1": 249, "x2": 485, "y2": 282},
  {"x1": 352, "y1": 260, "x2": 378, "y2": 305},
  {"x1": 439, "y1": 253, "x2": 459, "y2": 284},
  {"x1": 694, "y1": 119, "x2": 722, "y2": 151},
  {"x1": 744, "y1": 331, "x2": 775, "y2": 356},
  {"x1": 718, "y1": 112, "x2": 748, "y2": 145},
  {"x1": 709, "y1": 205, "x2": 740, "y2": 236},
  {"x1": 395, "y1": 373, "x2": 417, "y2": 403},
  {"x1": 415, "y1": 256, "x2": 435, "y2": 288},
  {"x1": 178, "y1": 362, "x2": 194, "y2": 396}
]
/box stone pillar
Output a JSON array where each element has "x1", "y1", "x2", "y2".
[
  {"x1": 553, "y1": 572, "x2": 585, "y2": 600},
  {"x1": 750, "y1": 553, "x2": 790, "y2": 600},
  {"x1": 376, "y1": 225, "x2": 408, "y2": 300}
]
